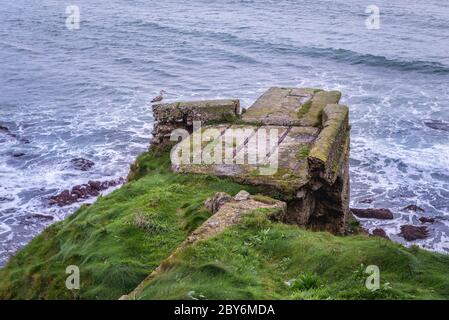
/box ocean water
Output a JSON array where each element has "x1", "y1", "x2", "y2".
[{"x1": 1, "y1": 0, "x2": 449, "y2": 266}]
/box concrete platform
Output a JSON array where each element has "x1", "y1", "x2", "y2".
[{"x1": 151, "y1": 87, "x2": 350, "y2": 234}]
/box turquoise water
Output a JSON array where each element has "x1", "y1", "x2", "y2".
[{"x1": 1, "y1": 0, "x2": 449, "y2": 265}]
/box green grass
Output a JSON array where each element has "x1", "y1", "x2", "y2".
[
  {"x1": 136, "y1": 210, "x2": 449, "y2": 300},
  {"x1": 1, "y1": 146, "x2": 448, "y2": 300},
  {"x1": 0, "y1": 148, "x2": 259, "y2": 299}
]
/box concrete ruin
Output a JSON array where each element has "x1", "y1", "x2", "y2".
[
  {"x1": 151, "y1": 87, "x2": 350, "y2": 234},
  {"x1": 151, "y1": 99, "x2": 240, "y2": 146}
]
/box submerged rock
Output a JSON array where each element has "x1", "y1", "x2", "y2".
[
  {"x1": 49, "y1": 178, "x2": 124, "y2": 207},
  {"x1": 424, "y1": 121, "x2": 449, "y2": 132},
  {"x1": 70, "y1": 158, "x2": 95, "y2": 171},
  {"x1": 399, "y1": 225, "x2": 428, "y2": 241},
  {"x1": 0, "y1": 196, "x2": 13, "y2": 203},
  {"x1": 0, "y1": 125, "x2": 30, "y2": 144},
  {"x1": 351, "y1": 208, "x2": 394, "y2": 220},
  {"x1": 28, "y1": 214, "x2": 54, "y2": 221},
  {"x1": 12, "y1": 152, "x2": 25, "y2": 158},
  {"x1": 402, "y1": 204, "x2": 424, "y2": 212},
  {"x1": 419, "y1": 217, "x2": 435, "y2": 224}
]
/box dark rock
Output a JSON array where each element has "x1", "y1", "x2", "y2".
[
  {"x1": 424, "y1": 121, "x2": 449, "y2": 132},
  {"x1": 371, "y1": 228, "x2": 389, "y2": 240},
  {"x1": 49, "y1": 178, "x2": 124, "y2": 206},
  {"x1": 70, "y1": 158, "x2": 95, "y2": 171},
  {"x1": 88, "y1": 180, "x2": 102, "y2": 190},
  {"x1": 402, "y1": 204, "x2": 424, "y2": 212},
  {"x1": 29, "y1": 214, "x2": 54, "y2": 221},
  {"x1": 351, "y1": 208, "x2": 394, "y2": 220},
  {"x1": 419, "y1": 217, "x2": 435, "y2": 224},
  {"x1": 88, "y1": 187, "x2": 100, "y2": 197},
  {"x1": 0, "y1": 125, "x2": 30, "y2": 143},
  {"x1": 399, "y1": 225, "x2": 428, "y2": 241},
  {"x1": 72, "y1": 185, "x2": 91, "y2": 198},
  {"x1": 99, "y1": 178, "x2": 124, "y2": 189},
  {"x1": 12, "y1": 152, "x2": 25, "y2": 157},
  {"x1": 49, "y1": 189, "x2": 75, "y2": 206},
  {"x1": 205, "y1": 192, "x2": 232, "y2": 213},
  {"x1": 360, "y1": 198, "x2": 374, "y2": 204},
  {"x1": 0, "y1": 197, "x2": 13, "y2": 203}
]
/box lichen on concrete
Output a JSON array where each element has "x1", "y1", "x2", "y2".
[
  {"x1": 308, "y1": 104, "x2": 349, "y2": 185},
  {"x1": 153, "y1": 99, "x2": 240, "y2": 125},
  {"x1": 241, "y1": 87, "x2": 341, "y2": 127},
  {"x1": 151, "y1": 99, "x2": 240, "y2": 146}
]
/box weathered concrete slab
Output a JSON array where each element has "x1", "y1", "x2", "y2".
[
  {"x1": 151, "y1": 99, "x2": 240, "y2": 145},
  {"x1": 308, "y1": 104, "x2": 349, "y2": 185},
  {"x1": 153, "y1": 99, "x2": 240, "y2": 124},
  {"x1": 242, "y1": 87, "x2": 341, "y2": 127},
  {"x1": 152, "y1": 87, "x2": 350, "y2": 234},
  {"x1": 172, "y1": 124, "x2": 319, "y2": 197}
]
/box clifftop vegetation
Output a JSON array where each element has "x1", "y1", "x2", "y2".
[{"x1": 0, "y1": 148, "x2": 448, "y2": 300}]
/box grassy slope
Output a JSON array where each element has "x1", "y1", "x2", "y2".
[
  {"x1": 0, "y1": 147, "x2": 448, "y2": 300},
  {"x1": 137, "y1": 210, "x2": 449, "y2": 300},
  {"x1": 0, "y1": 148, "x2": 259, "y2": 299}
]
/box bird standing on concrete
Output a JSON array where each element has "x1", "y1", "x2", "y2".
[{"x1": 151, "y1": 90, "x2": 166, "y2": 103}]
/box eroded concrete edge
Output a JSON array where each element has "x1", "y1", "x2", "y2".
[{"x1": 308, "y1": 104, "x2": 349, "y2": 185}]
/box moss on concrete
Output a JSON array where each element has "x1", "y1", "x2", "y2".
[
  {"x1": 298, "y1": 90, "x2": 342, "y2": 127},
  {"x1": 308, "y1": 104, "x2": 349, "y2": 183},
  {"x1": 297, "y1": 99, "x2": 312, "y2": 118}
]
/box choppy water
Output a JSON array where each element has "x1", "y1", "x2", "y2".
[{"x1": 1, "y1": 0, "x2": 449, "y2": 266}]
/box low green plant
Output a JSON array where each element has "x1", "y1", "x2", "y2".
[
  {"x1": 292, "y1": 273, "x2": 321, "y2": 291},
  {"x1": 135, "y1": 211, "x2": 449, "y2": 300}
]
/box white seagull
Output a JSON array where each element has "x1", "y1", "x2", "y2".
[{"x1": 151, "y1": 90, "x2": 166, "y2": 103}]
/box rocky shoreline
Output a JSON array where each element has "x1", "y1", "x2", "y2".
[
  {"x1": 351, "y1": 204, "x2": 439, "y2": 242},
  {"x1": 49, "y1": 178, "x2": 125, "y2": 207}
]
